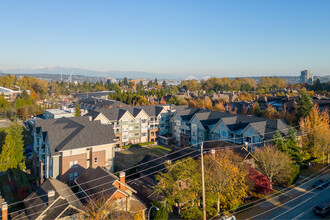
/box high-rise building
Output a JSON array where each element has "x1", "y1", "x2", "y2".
[{"x1": 300, "y1": 70, "x2": 313, "y2": 84}]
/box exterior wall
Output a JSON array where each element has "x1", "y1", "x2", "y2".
[
  {"x1": 52, "y1": 156, "x2": 60, "y2": 179},
  {"x1": 61, "y1": 152, "x2": 88, "y2": 182}
]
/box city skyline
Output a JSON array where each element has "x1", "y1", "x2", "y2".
[{"x1": 1, "y1": 0, "x2": 330, "y2": 76}]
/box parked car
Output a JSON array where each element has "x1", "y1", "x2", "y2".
[
  {"x1": 313, "y1": 179, "x2": 330, "y2": 189},
  {"x1": 313, "y1": 202, "x2": 330, "y2": 217}
]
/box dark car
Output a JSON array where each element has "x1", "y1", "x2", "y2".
[
  {"x1": 313, "y1": 202, "x2": 330, "y2": 217},
  {"x1": 313, "y1": 179, "x2": 330, "y2": 189}
]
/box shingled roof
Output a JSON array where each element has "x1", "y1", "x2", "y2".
[
  {"x1": 35, "y1": 117, "x2": 116, "y2": 155},
  {"x1": 24, "y1": 177, "x2": 83, "y2": 220}
]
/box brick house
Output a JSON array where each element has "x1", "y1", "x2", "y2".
[
  {"x1": 31, "y1": 117, "x2": 116, "y2": 184},
  {"x1": 75, "y1": 166, "x2": 146, "y2": 219}
]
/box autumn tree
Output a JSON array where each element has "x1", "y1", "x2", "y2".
[
  {"x1": 0, "y1": 96, "x2": 10, "y2": 109},
  {"x1": 299, "y1": 105, "x2": 330, "y2": 159},
  {"x1": 247, "y1": 168, "x2": 273, "y2": 197},
  {"x1": 0, "y1": 121, "x2": 25, "y2": 172},
  {"x1": 214, "y1": 102, "x2": 225, "y2": 111},
  {"x1": 254, "y1": 145, "x2": 297, "y2": 187},
  {"x1": 203, "y1": 97, "x2": 213, "y2": 110},
  {"x1": 155, "y1": 157, "x2": 202, "y2": 219},
  {"x1": 204, "y1": 150, "x2": 248, "y2": 214},
  {"x1": 262, "y1": 105, "x2": 279, "y2": 119}
]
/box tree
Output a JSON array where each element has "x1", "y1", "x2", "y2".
[
  {"x1": 262, "y1": 105, "x2": 279, "y2": 119},
  {"x1": 253, "y1": 145, "x2": 297, "y2": 187},
  {"x1": 0, "y1": 121, "x2": 25, "y2": 172},
  {"x1": 214, "y1": 102, "x2": 225, "y2": 111},
  {"x1": 299, "y1": 105, "x2": 330, "y2": 159},
  {"x1": 74, "y1": 102, "x2": 81, "y2": 117},
  {"x1": 150, "y1": 202, "x2": 169, "y2": 220},
  {"x1": 0, "y1": 95, "x2": 10, "y2": 109},
  {"x1": 204, "y1": 150, "x2": 248, "y2": 214},
  {"x1": 247, "y1": 168, "x2": 273, "y2": 197},
  {"x1": 251, "y1": 102, "x2": 262, "y2": 117},
  {"x1": 155, "y1": 158, "x2": 202, "y2": 218},
  {"x1": 296, "y1": 88, "x2": 313, "y2": 121}
]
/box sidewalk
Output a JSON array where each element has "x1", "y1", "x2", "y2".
[{"x1": 235, "y1": 170, "x2": 330, "y2": 219}]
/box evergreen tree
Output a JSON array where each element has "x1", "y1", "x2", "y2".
[
  {"x1": 296, "y1": 89, "x2": 313, "y2": 121},
  {"x1": 0, "y1": 122, "x2": 25, "y2": 172},
  {"x1": 74, "y1": 102, "x2": 81, "y2": 117}
]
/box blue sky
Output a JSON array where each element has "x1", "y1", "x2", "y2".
[{"x1": 0, "y1": 0, "x2": 329, "y2": 76}]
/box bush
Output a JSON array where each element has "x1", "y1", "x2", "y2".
[
  {"x1": 287, "y1": 165, "x2": 300, "y2": 186},
  {"x1": 150, "y1": 202, "x2": 168, "y2": 220},
  {"x1": 122, "y1": 141, "x2": 155, "y2": 149}
]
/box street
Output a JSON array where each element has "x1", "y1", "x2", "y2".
[{"x1": 248, "y1": 186, "x2": 330, "y2": 219}]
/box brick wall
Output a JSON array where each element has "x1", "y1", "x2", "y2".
[
  {"x1": 91, "y1": 150, "x2": 106, "y2": 168},
  {"x1": 61, "y1": 153, "x2": 87, "y2": 182}
]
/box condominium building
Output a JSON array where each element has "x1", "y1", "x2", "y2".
[
  {"x1": 158, "y1": 105, "x2": 291, "y2": 150},
  {"x1": 31, "y1": 117, "x2": 116, "y2": 184},
  {"x1": 87, "y1": 105, "x2": 172, "y2": 148}
]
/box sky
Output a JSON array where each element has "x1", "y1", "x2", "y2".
[{"x1": 0, "y1": 0, "x2": 330, "y2": 76}]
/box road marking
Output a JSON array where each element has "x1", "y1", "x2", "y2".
[
  {"x1": 292, "y1": 207, "x2": 314, "y2": 220},
  {"x1": 271, "y1": 186, "x2": 330, "y2": 220}
]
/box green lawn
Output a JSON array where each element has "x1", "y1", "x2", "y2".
[{"x1": 115, "y1": 145, "x2": 172, "y2": 171}]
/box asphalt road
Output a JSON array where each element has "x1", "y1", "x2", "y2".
[{"x1": 249, "y1": 186, "x2": 330, "y2": 220}]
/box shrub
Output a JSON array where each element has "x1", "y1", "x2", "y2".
[{"x1": 150, "y1": 202, "x2": 168, "y2": 220}]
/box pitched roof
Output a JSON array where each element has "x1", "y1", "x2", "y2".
[
  {"x1": 24, "y1": 177, "x2": 83, "y2": 220},
  {"x1": 75, "y1": 166, "x2": 135, "y2": 202},
  {"x1": 35, "y1": 117, "x2": 116, "y2": 155}
]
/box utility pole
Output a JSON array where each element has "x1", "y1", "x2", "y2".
[{"x1": 201, "y1": 142, "x2": 206, "y2": 220}]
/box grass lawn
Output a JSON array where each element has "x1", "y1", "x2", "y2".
[{"x1": 115, "y1": 145, "x2": 172, "y2": 172}]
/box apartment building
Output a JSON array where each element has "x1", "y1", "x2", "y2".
[
  {"x1": 87, "y1": 105, "x2": 172, "y2": 148},
  {"x1": 0, "y1": 86, "x2": 25, "y2": 102},
  {"x1": 158, "y1": 105, "x2": 291, "y2": 150},
  {"x1": 31, "y1": 117, "x2": 116, "y2": 183}
]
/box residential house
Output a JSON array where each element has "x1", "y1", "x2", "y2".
[
  {"x1": 75, "y1": 166, "x2": 146, "y2": 219},
  {"x1": 31, "y1": 117, "x2": 116, "y2": 183},
  {"x1": 22, "y1": 177, "x2": 84, "y2": 220}
]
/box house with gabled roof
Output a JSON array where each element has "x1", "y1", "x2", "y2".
[
  {"x1": 209, "y1": 115, "x2": 290, "y2": 150},
  {"x1": 75, "y1": 166, "x2": 146, "y2": 219},
  {"x1": 22, "y1": 177, "x2": 84, "y2": 220}
]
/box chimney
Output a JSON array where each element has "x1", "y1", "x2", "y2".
[
  {"x1": 47, "y1": 190, "x2": 55, "y2": 206},
  {"x1": 119, "y1": 172, "x2": 126, "y2": 191},
  {"x1": 119, "y1": 172, "x2": 125, "y2": 184},
  {"x1": 2, "y1": 202, "x2": 8, "y2": 220}
]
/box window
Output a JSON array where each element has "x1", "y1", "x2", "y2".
[
  {"x1": 129, "y1": 126, "x2": 133, "y2": 130},
  {"x1": 135, "y1": 133, "x2": 140, "y2": 137},
  {"x1": 142, "y1": 119, "x2": 147, "y2": 123},
  {"x1": 69, "y1": 161, "x2": 73, "y2": 168},
  {"x1": 74, "y1": 172, "x2": 78, "y2": 180},
  {"x1": 74, "y1": 161, "x2": 78, "y2": 168},
  {"x1": 69, "y1": 173, "x2": 73, "y2": 181},
  {"x1": 94, "y1": 157, "x2": 98, "y2": 164}
]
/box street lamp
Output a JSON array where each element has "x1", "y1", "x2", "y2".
[
  {"x1": 322, "y1": 144, "x2": 329, "y2": 176},
  {"x1": 148, "y1": 205, "x2": 159, "y2": 220}
]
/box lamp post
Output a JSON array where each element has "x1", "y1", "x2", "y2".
[
  {"x1": 148, "y1": 206, "x2": 159, "y2": 220},
  {"x1": 323, "y1": 145, "x2": 329, "y2": 176}
]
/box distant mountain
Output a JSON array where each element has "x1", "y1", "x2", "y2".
[
  {"x1": 0, "y1": 66, "x2": 191, "y2": 80},
  {"x1": 185, "y1": 75, "x2": 199, "y2": 80}
]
